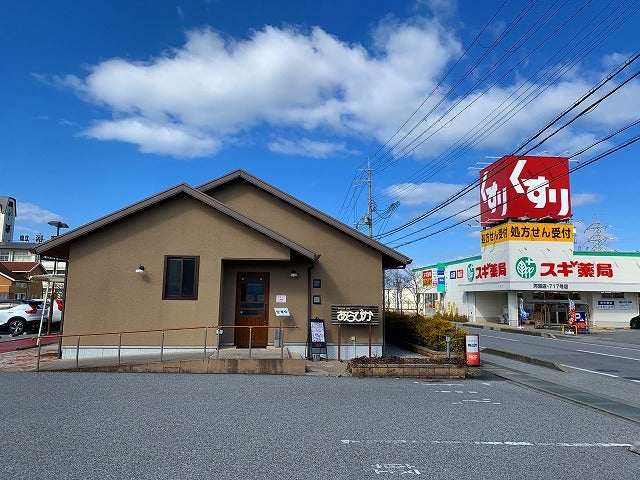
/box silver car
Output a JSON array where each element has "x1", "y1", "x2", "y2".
[{"x1": 0, "y1": 299, "x2": 63, "y2": 336}]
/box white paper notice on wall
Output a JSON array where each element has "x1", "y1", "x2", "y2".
[
  {"x1": 276, "y1": 295, "x2": 286, "y2": 303},
  {"x1": 274, "y1": 307, "x2": 290, "y2": 316}
]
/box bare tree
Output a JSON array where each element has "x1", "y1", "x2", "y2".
[
  {"x1": 384, "y1": 269, "x2": 413, "y2": 313},
  {"x1": 403, "y1": 271, "x2": 423, "y2": 315}
]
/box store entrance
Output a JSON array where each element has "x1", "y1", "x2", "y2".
[
  {"x1": 235, "y1": 273, "x2": 269, "y2": 348},
  {"x1": 521, "y1": 292, "x2": 589, "y2": 328}
]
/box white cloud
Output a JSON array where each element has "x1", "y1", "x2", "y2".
[
  {"x1": 55, "y1": 11, "x2": 639, "y2": 160},
  {"x1": 385, "y1": 182, "x2": 464, "y2": 206},
  {"x1": 384, "y1": 181, "x2": 479, "y2": 220},
  {"x1": 59, "y1": 20, "x2": 461, "y2": 158},
  {"x1": 15, "y1": 202, "x2": 63, "y2": 225},
  {"x1": 571, "y1": 192, "x2": 600, "y2": 207},
  {"x1": 267, "y1": 137, "x2": 357, "y2": 158},
  {"x1": 83, "y1": 117, "x2": 221, "y2": 158}
]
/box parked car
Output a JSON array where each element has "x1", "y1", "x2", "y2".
[
  {"x1": 631, "y1": 314, "x2": 640, "y2": 329},
  {"x1": 0, "y1": 299, "x2": 63, "y2": 336}
]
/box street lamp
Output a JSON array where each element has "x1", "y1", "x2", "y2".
[{"x1": 47, "y1": 220, "x2": 69, "y2": 237}]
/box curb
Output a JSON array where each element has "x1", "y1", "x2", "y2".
[
  {"x1": 481, "y1": 347, "x2": 567, "y2": 372},
  {"x1": 463, "y1": 322, "x2": 550, "y2": 337}
]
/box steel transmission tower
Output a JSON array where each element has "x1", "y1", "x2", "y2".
[{"x1": 583, "y1": 213, "x2": 613, "y2": 251}]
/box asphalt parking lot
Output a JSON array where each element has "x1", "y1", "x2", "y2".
[{"x1": 1, "y1": 371, "x2": 638, "y2": 479}]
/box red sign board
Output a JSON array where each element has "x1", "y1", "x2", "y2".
[
  {"x1": 465, "y1": 334, "x2": 480, "y2": 366},
  {"x1": 479, "y1": 155, "x2": 571, "y2": 227}
]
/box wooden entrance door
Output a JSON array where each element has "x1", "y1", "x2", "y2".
[{"x1": 235, "y1": 273, "x2": 269, "y2": 347}]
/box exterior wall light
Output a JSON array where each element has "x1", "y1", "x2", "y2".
[
  {"x1": 290, "y1": 270, "x2": 298, "y2": 278},
  {"x1": 135, "y1": 265, "x2": 145, "y2": 274}
]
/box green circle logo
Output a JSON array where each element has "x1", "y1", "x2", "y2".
[
  {"x1": 515, "y1": 257, "x2": 537, "y2": 279},
  {"x1": 467, "y1": 264, "x2": 475, "y2": 282}
]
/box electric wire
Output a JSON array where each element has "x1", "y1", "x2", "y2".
[
  {"x1": 380, "y1": 0, "x2": 636, "y2": 201},
  {"x1": 374, "y1": 54, "x2": 640, "y2": 240},
  {"x1": 387, "y1": 129, "x2": 640, "y2": 248},
  {"x1": 336, "y1": 0, "x2": 522, "y2": 221},
  {"x1": 339, "y1": 1, "x2": 639, "y2": 246}
]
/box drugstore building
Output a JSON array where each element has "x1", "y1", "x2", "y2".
[{"x1": 414, "y1": 156, "x2": 639, "y2": 329}]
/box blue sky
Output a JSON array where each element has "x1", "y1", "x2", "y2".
[{"x1": 2, "y1": 0, "x2": 640, "y2": 267}]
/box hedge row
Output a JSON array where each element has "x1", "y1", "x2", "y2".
[{"x1": 385, "y1": 311, "x2": 468, "y2": 352}]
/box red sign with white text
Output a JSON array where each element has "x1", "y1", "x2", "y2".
[{"x1": 479, "y1": 156, "x2": 571, "y2": 227}]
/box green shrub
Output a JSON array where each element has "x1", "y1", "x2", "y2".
[{"x1": 386, "y1": 311, "x2": 467, "y2": 352}]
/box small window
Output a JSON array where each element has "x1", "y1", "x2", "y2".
[
  {"x1": 13, "y1": 251, "x2": 34, "y2": 261},
  {"x1": 312, "y1": 279, "x2": 321, "y2": 288},
  {"x1": 163, "y1": 256, "x2": 199, "y2": 300},
  {"x1": 313, "y1": 295, "x2": 321, "y2": 304}
]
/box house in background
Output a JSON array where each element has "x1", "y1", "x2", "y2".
[
  {"x1": 34, "y1": 170, "x2": 411, "y2": 360},
  {"x1": 0, "y1": 241, "x2": 38, "y2": 263},
  {"x1": 0, "y1": 194, "x2": 68, "y2": 279},
  {"x1": 0, "y1": 261, "x2": 47, "y2": 299}
]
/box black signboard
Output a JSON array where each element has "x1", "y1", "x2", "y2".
[
  {"x1": 331, "y1": 305, "x2": 379, "y2": 325},
  {"x1": 309, "y1": 318, "x2": 327, "y2": 359}
]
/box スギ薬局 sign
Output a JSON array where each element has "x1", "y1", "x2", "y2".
[{"x1": 479, "y1": 156, "x2": 571, "y2": 227}]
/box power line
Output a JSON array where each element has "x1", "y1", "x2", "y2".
[
  {"x1": 387, "y1": 132, "x2": 640, "y2": 248},
  {"x1": 337, "y1": 0, "x2": 518, "y2": 221},
  {"x1": 375, "y1": 55, "x2": 640, "y2": 240},
  {"x1": 342, "y1": 0, "x2": 639, "y2": 228},
  {"x1": 379, "y1": 0, "x2": 638, "y2": 200}
]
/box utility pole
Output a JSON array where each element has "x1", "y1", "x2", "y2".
[
  {"x1": 354, "y1": 160, "x2": 400, "y2": 238},
  {"x1": 356, "y1": 160, "x2": 374, "y2": 237},
  {"x1": 366, "y1": 161, "x2": 373, "y2": 238}
]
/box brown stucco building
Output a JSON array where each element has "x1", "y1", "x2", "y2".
[{"x1": 33, "y1": 170, "x2": 411, "y2": 360}]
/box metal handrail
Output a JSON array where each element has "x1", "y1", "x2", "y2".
[{"x1": 36, "y1": 324, "x2": 298, "y2": 371}]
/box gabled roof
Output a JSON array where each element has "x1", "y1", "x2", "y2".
[
  {"x1": 32, "y1": 183, "x2": 319, "y2": 261},
  {"x1": 197, "y1": 170, "x2": 412, "y2": 269},
  {"x1": 2, "y1": 261, "x2": 40, "y2": 273},
  {"x1": 0, "y1": 262, "x2": 29, "y2": 282}
]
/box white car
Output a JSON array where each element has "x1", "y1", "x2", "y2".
[{"x1": 0, "y1": 299, "x2": 63, "y2": 336}]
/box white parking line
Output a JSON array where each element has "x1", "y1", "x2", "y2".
[
  {"x1": 341, "y1": 439, "x2": 631, "y2": 447},
  {"x1": 576, "y1": 349, "x2": 640, "y2": 361},
  {"x1": 413, "y1": 382, "x2": 464, "y2": 386},
  {"x1": 555, "y1": 338, "x2": 640, "y2": 353},
  {"x1": 562, "y1": 365, "x2": 618, "y2": 377},
  {"x1": 482, "y1": 334, "x2": 520, "y2": 342}
]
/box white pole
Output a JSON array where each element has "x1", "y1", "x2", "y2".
[{"x1": 37, "y1": 282, "x2": 51, "y2": 337}]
